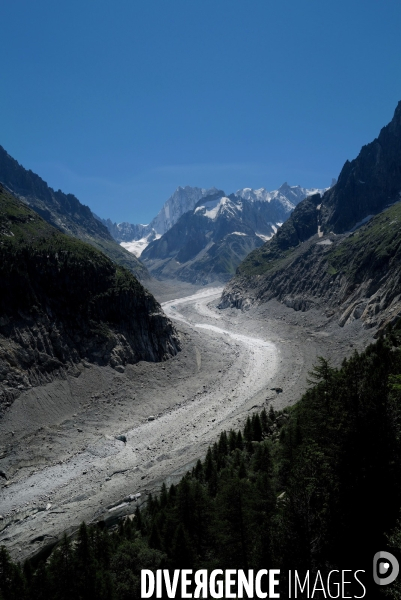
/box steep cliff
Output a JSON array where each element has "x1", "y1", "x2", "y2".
[
  {"x1": 0, "y1": 186, "x2": 180, "y2": 415},
  {"x1": 235, "y1": 101, "x2": 401, "y2": 276},
  {"x1": 321, "y1": 100, "x2": 401, "y2": 233},
  {"x1": 220, "y1": 101, "x2": 401, "y2": 333}
]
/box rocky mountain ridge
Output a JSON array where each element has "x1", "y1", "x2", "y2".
[
  {"x1": 0, "y1": 186, "x2": 180, "y2": 415},
  {"x1": 220, "y1": 101, "x2": 401, "y2": 334},
  {"x1": 239, "y1": 101, "x2": 401, "y2": 263},
  {"x1": 235, "y1": 181, "x2": 325, "y2": 209},
  {"x1": 140, "y1": 184, "x2": 326, "y2": 283},
  {"x1": 0, "y1": 146, "x2": 148, "y2": 279},
  {"x1": 101, "y1": 183, "x2": 325, "y2": 259},
  {"x1": 99, "y1": 186, "x2": 219, "y2": 246},
  {"x1": 321, "y1": 101, "x2": 401, "y2": 233}
]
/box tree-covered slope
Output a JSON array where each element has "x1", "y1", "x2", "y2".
[
  {"x1": 0, "y1": 186, "x2": 180, "y2": 413},
  {"x1": 0, "y1": 146, "x2": 148, "y2": 279},
  {"x1": 3, "y1": 332, "x2": 401, "y2": 598}
]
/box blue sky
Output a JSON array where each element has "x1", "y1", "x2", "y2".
[{"x1": 1, "y1": 0, "x2": 401, "y2": 224}]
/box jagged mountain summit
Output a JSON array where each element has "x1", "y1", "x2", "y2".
[
  {"x1": 220, "y1": 100, "x2": 401, "y2": 334},
  {"x1": 150, "y1": 185, "x2": 221, "y2": 235},
  {"x1": 0, "y1": 146, "x2": 148, "y2": 279},
  {"x1": 140, "y1": 184, "x2": 326, "y2": 283},
  {"x1": 235, "y1": 182, "x2": 323, "y2": 210},
  {"x1": 320, "y1": 101, "x2": 401, "y2": 233},
  {"x1": 99, "y1": 186, "x2": 219, "y2": 254},
  {"x1": 0, "y1": 185, "x2": 180, "y2": 414},
  {"x1": 101, "y1": 183, "x2": 325, "y2": 259}
]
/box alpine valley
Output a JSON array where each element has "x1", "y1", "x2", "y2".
[
  {"x1": 3, "y1": 101, "x2": 401, "y2": 600},
  {"x1": 102, "y1": 182, "x2": 327, "y2": 283}
]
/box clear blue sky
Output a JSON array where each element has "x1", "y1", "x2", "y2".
[{"x1": 1, "y1": 0, "x2": 401, "y2": 224}]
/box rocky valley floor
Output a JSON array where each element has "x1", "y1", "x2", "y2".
[{"x1": 0, "y1": 279, "x2": 374, "y2": 562}]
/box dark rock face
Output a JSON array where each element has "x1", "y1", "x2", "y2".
[
  {"x1": 238, "y1": 101, "x2": 401, "y2": 277},
  {"x1": 322, "y1": 101, "x2": 401, "y2": 233},
  {"x1": 0, "y1": 187, "x2": 180, "y2": 415},
  {"x1": 271, "y1": 193, "x2": 322, "y2": 251},
  {"x1": 0, "y1": 146, "x2": 148, "y2": 279},
  {"x1": 0, "y1": 296, "x2": 180, "y2": 413},
  {"x1": 220, "y1": 201, "x2": 401, "y2": 334},
  {"x1": 221, "y1": 101, "x2": 401, "y2": 332},
  {"x1": 233, "y1": 193, "x2": 323, "y2": 278}
]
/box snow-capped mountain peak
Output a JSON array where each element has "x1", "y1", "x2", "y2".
[
  {"x1": 150, "y1": 185, "x2": 222, "y2": 235},
  {"x1": 101, "y1": 182, "x2": 331, "y2": 260},
  {"x1": 235, "y1": 183, "x2": 327, "y2": 209},
  {"x1": 235, "y1": 187, "x2": 274, "y2": 203},
  {"x1": 194, "y1": 196, "x2": 242, "y2": 220}
]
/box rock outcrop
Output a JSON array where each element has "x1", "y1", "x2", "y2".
[
  {"x1": 321, "y1": 100, "x2": 401, "y2": 233},
  {"x1": 220, "y1": 101, "x2": 401, "y2": 333},
  {"x1": 220, "y1": 202, "x2": 401, "y2": 335},
  {"x1": 0, "y1": 187, "x2": 180, "y2": 415}
]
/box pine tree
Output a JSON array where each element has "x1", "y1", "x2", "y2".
[
  {"x1": 194, "y1": 459, "x2": 204, "y2": 481},
  {"x1": 268, "y1": 405, "x2": 275, "y2": 422},
  {"x1": 214, "y1": 476, "x2": 252, "y2": 569},
  {"x1": 170, "y1": 524, "x2": 194, "y2": 569},
  {"x1": 204, "y1": 447, "x2": 214, "y2": 481},
  {"x1": 260, "y1": 408, "x2": 268, "y2": 433},
  {"x1": 252, "y1": 414, "x2": 263, "y2": 442},
  {"x1": 228, "y1": 429, "x2": 237, "y2": 452},
  {"x1": 218, "y1": 431, "x2": 229, "y2": 456},
  {"x1": 47, "y1": 534, "x2": 75, "y2": 600},
  {"x1": 160, "y1": 482, "x2": 168, "y2": 508},
  {"x1": 243, "y1": 416, "x2": 253, "y2": 442},
  {"x1": 74, "y1": 522, "x2": 98, "y2": 600},
  {"x1": 236, "y1": 430, "x2": 244, "y2": 450},
  {"x1": 0, "y1": 546, "x2": 27, "y2": 600}
]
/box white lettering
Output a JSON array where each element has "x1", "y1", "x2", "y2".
[
  {"x1": 341, "y1": 570, "x2": 352, "y2": 599},
  {"x1": 163, "y1": 570, "x2": 180, "y2": 598},
  {"x1": 156, "y1": 569, "x2": 162, "y2": 598},
  {"x1": 311, "y1": 571, "x2": 326, "y2": 598},
  {"x1": 210, "y1": 569, "x2": 224, "y2": 599},
  {"x1": 354, "y1": 571, "x2": 366, "y2": 599},
  {"x1": 238, "y1": 570, "x2": 254, "y2": 598},
  {"x1": 194, "y1": 570, "x2": 208, "y2": 598},
  {"x1": 295, "y1": 571, "x2": 309, "y2": 598},
  {"x1": 327, "y1": 570, "x2": 340, "y2": 599},
  {"x1": 269, "y1": 570, "x2": 280, "y2": 599},
  {"x1": 225, "y1": 570, "x2": 236, "y2": 598},
  {"x1": 181, "y1": 570, "x2": 192, "y2": 598},
  {"x1": 141, "y1": 570, "x2": 154, "y2": 598},
  {"x1": 255, "y1": 569, "x2": 268, "y2": 599}
]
